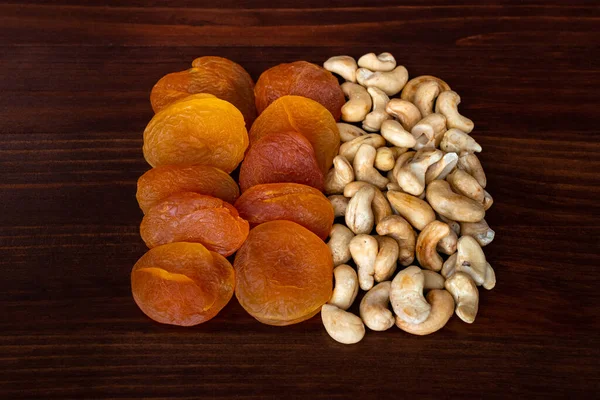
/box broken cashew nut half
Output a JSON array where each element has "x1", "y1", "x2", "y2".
[
  {"x1": 360, "y1": 281, "x2": 395, "y2": 331},
  {"x1": 321, "y1": 304, "x2": 365, "y2": 344}
]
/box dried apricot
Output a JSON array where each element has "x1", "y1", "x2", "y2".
[
  {"x1": 150, "y1": 56, "x2": 257, "y2": 126},
  {"x1": 131, "y1": 242, "x2": 234, "y2": 326},
  {"x1": 234, "y1": 183, "x2": 334, "y2": 240},
  {"x1": 143, "y1": 96, "x2": 249, "y2": 173},
  {"x1": 234, "y1": 220, "x2": 333, "y2": 326},
  {"x1": 249, "y1": 95, "x2": 340, "y2": 174},
  {"x1": 238, "y1": 130, "x2": 324, "y2": 192},
  {"x1": 140, "y1": 192, "x2": 249, "y2": 256},
  {"x1": 254, "y1": 61, "x2": 344, "y2": 121}
]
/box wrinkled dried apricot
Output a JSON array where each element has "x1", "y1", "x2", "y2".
[
  {"x1": 140, "y1": 192, "x2": 249, "y2": 256},
  {"x1": 249, "y1": 95, "x2": 340, "y2": 174},
  {"x1": 254, "y1": 61, "x2": 344, "y2": 121},
  {"x1": 234, "y1": 183, "x2": 334, "y2": 240},
  {"x1": 234, "y1": 220, "x2": 333, "y2": 326},
  {"x1": 137, "y1": 165, "x2": 240, "y2": 214},
  {"x1": 143, "y1": 96, "x2": 249, "y2": 173},
  {"x1": 238, "y1": 130, "x2": 324, "y2": 192},
  {"x1": 131, "y1": 242, "x2": 234, "y2": 326},
  {"x1": 150, "y1": 56, "x2": 257, "y2": 126}
]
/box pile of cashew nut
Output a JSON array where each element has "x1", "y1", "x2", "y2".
[{"x1": 321, "y1": 52, "x2": 496, "y2": 344}]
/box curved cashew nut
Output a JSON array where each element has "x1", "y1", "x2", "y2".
[
  {"x1": 376, "y1": 215, "x2": 416, "y2": 267},
  {"x1": 321, "y1": 304, "x2": 365, "y2": 344},
  {"x1": 401, "y1": 75, "x2": 451, "y2": 103},
  {"x1": 395, "y1": 289, "x2": 454, "y2": 335},
  {"x1": 456, "y1": 235, "x2": 488, "y2": 285},
  {"x1": 483, "y1": 190, "x2": 493, "y2": 210},
  {"x1": 380, "y1": 119, "x2": 417, "y2": 148},
  {"x1": 416, "y1": 221, "x2": 451, "y2": 271},
  {"x1": 324, "y1": 155, "x2": 354, "y2": 195},
  {"x1": 363, "y1": 87, "x2": 391, "y2": 132},
  {"x1": 373, "y1": 235, "x2": 399, "y2": 282},
  {"x1": 356, "y1": 66, "x2": 408, "y2": 96},
  {"x1": 411, "y1": 113, "x2": 447, "y2": 150},
  {"x1": 457, "y1": 153, "x2": 487, "y2": 188},
  {"x1": 345, "y1": 185, "x2": 375, "y2": 234},
  {"x1": 375, "y1": 147, "x2": 396, "y2": 171},
  {"x1": 327, "y1": 224, "x2": 355, "y2": 266},
  {"x1": 386, "y1": 190, "x2": 436, "y2": 231},
  {"x1": 337, "y1": 122, "x2": 367, "y2": 143},
  {"x1": 390, "y1": 266, "x2": 431, "y2": 324},
  {"x1": 435, "y1": 90, "x2": 474, "y2": 133},
  {"x1": 329, "y1": 264, "x2": 359, "y2": 310},
  {"x1": 444, "y1": 272, "x2": 479, "y2": 323},
  {"x1": 425, "y1": 152, "x2": 458, "y2": 184},
  {"x1": 422, "y1": 270, "x2": 445, "y2": 290},
  {"x1": 349, "y1": 234, "x2": 378, "y2": 291},
  {"x1": 460, "y1": 219, "x2": 495, "y2": 247},
  {"x1": 360, "y1": 281, "x2": 395, "y2": 331},
  {"x1": 426, "y1": 180, "x2": 485, "y2": 223},
  {"x1": 395, "y1": 149, "x2": 443, "y2": 196},
  {"x1": 344, "y1": 181, "x2": 391, "y2": 224},
  {"x1": 413, "y1": 80, "x2": 442, "y2": 117},
  {"x1": 353, "y1": 144, "x2": 389, "y2": 190},
  {"x1": 323, "y1": 55, "x2": 358, "y2": 82},
  {"x1": 328, "y1": 195, "x2": 349, "y2": 218},
  {"x1": 386, "y1": 99, "x2": 422, "y2": 131},
  {"x1": 341, "y1": 82, "x2": 372, "y2": 122},
  {"x1": 446, "y1": 169, "x2": 485, "y2": 203},
  {"x1": 357, "y1": 52, "x2": 396, "y2": 72},
  {"x1": 339, "y1": 134, "x2": 386, "y2": 163},
  {"x1": 437, "y1": 228, "x2": 458, "y2": 255},
  {"x1": 440, "y1": 128, "x2": 481, "y2": 154}
]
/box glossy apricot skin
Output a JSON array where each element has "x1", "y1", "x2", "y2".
[
  {"x1": 150, "y1": 56, "x2": 257, "y2": 127},
  {"x1": 234, "y1": 183, "x2": 334, "y2": 240},
  {"x1": 131, "y1": 242, "x2": 235, "y2": 326},
  {"x1": 234, "y1": 220, "x2": 333, "y2": 326},
  {"x1": 137, "y1": 165, "x2": 240, "y2": 214},
  {"x1": 140, "y1": 192, "x2": 249, "y2": 256},
  {"x1": 254, "y1": 61, "x2": 344, "y2": 121},
  {"x1": 143, "y1": 96, "x2": 249, "y2": 173},
  {"x1": 249, "y1": 95, "x2": 340, "y2": 175},
  {"x1": 238, "y1": 130, "x2": 324, "y2": 192}
]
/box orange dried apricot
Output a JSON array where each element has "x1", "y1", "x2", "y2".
[
  {"x1": 131, "y1": 242, "x2": 234, "y2": 326},
  {"x1": 249, "y1": 95, "x2": 340, "y2": 174},
  {"x1": 143, "y1": 96, "x2": 249, "y2": 173},
  {"x1": 254, "y1": 61, "x2": 344, "y2": 121},
  {"x1": 234, "y1": 183, "x2": 334, "y2": 240},
  {"x1": 234, "y1": 220, "x2": 333, "y2": 326},
  {"x1": 137, "y1": 165, "x2": 240, "y2": 214},
  {"x1": 150, "y1": 56, "x2": 257, "y2": 126},
  {"x1": 140, "y1": 192, "x2": 249, "y2": 256},
  {"x1": 238, "y1": 130, "x2": 324, "y2": 192}
]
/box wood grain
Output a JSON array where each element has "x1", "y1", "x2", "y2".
[{"x1": 1, "y1": 1, "x2": 599, "y2": 398}]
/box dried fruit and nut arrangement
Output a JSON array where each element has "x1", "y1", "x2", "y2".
[{"x1": 132, "y1": 52, "x2": 496, "y2": 344}]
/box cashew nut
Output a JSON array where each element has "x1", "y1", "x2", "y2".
[
  {"x1": 386, "y1": 99, "x2": 422, "y2": 131},
  {"x1": 357, "y1": 52, "x2": 396, "y2": 72},
  {"x1": 412, "y1": 80, "x2": 442, "y2": 117},
  {"x1": 324, "y1": 155, "x2": 354, "y2": 195},
  {"x1": 483, "y1": 190, "x2": 493, "y2": 210},
  {"x1": 440, "y1": 128, "x2": 481, "y2": 154},
  {"x1": 435, "y1": 90, "x2": 474, "y2": 133},
  {"x1": 353, "y1": 144, "x2": 389, "y2": 190},
  {"x1": 345, "y1": 185, "x2": 375, "y2": 234},
  {"x1": 380, "y1": 119, "x2": 417, "y2": 148},
  {"x1": 416, "y1": 220, "x2": 451, "y2": 271},
  {"x1": 329, "y1": 264, "x2": 359, "y2": 310},
  {"x1": 442, "y1": 249, "x2": 495, "y2": 291},
  {"x1": 401, "y1": 75, "x2": 451, "y2": 103},
  {"x1": 437, "y1": 213, "x2": 461, "y2": 236},
  {"x1": 426, "y1": 180, "x2": 485, "y2": 222},
  {"x1": 328, "y1": 224, "x2": 355, "y2": 266},
  {"x1": 375, "y1": 215, "x2": 416, "y2": 267},
  {"x1": 411, "y1": 113, "x2": 447, "y2": 150},
  {"x1": 455, "y1": 235, "x2": 488, "y2": 285},
  {"x1": 328, "y1": 195, "x2": 349, "y2": 218},
  {"x1": 341, "y1": 82, "x2": 372, "y2": 122},
  {"x1": 321, "y1": 304, "x2": 365, "y2": 344},
  {"x1": 395, "y1": 289, "x2": 454, "y2": 335},
  {"x1": 441, "y1": 253, "x2": 457, "y2": 278},
  {"x1": 363, "y1": 87, "x2": 391, "y2": 132},
  {"x1": 339, "y1": 134, "x2": 386, "y2": 163},
  {"x1": 446, "y1": 169, "x2": 485, "y2": 203},
  {"x1": 360, "y1": 281, "x2": 395, "y2": 331},
  {"x1": 337, "y1": 122, "x2": 367, "y2": 143},
  {"x1": 349, "y1": 234, "x2": 378, "y2": 291},
  {"x1": 425, "y1": 152, "x2": 458, "y2": 184},
  {"x1": 457, "y1": 153, "x2": 487, "y2": 188},
  {"x1": 483, "y1": 262, "x2": 496, "y2": 290},
  {"x1": 390, "y1": 266, "x2": 431, "y2": 324},
  {"x1": 390, "y1": 151, "x2": 415, "y2": 185},
  {"x1": 375, "y1": 147, "x2": 396, "y2": 171},
  {"x1": 390, "y1": 146, "x2": 408, "y2": 159},
  {"x1": 373, "y1": 235, "x2": 399, "y2": 282},
  {"x1": 356, "y1": 66, "x2": 409, "y2": 96},
  {"x1": 422, "y1": 270, "x2": 445, "y2": 290},
  {"x1": 444, "y1": 272, "x2": 479, "y2": 324},
  {"x1": 344, "y1": 181, "x2": 391, "y2": 224},
  {"x1": 395, "y1": 149, "x2": 443, "y2": 196},
  {"x1": 437, "y1": 228, "x2": 458, "y2": 255},
  {"x1": 323, "y1": 55, "x2": 358, "y2": 83},
  {"x1": 386, "y1": 190, "x2": 436, "y2": 231},
  {"x1": 460, "y1": 219, "x2": 495, "y2": 247}
]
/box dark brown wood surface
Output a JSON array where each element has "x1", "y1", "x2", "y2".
[{"x1": 1, "y1": 1, "x2": 599, "y2": 398}]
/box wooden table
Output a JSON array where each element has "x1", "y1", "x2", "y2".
[{"x1": 1, "y1": 1, "x2": 599, "y2": 398}]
